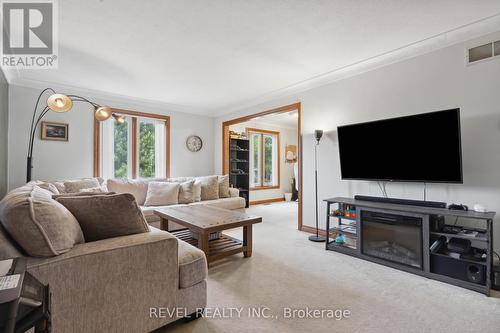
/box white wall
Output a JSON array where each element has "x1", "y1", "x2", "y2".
[
  {"x1": 229, "y1": 121, "x2": 297, "y2": 202},
  {"x1": 7, "y1": 84, "x2": 215, "y2": 189},
  {"x1": 215, "y1": 31, "x2": 500, "y2": 250},
  {"x1": 0, "y1": 70, "x2": 8, "y2": 198}
]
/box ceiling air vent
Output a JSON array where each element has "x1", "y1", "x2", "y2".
[{"x1": 467, "y1": 40, "x2": 500, "y2": 64}]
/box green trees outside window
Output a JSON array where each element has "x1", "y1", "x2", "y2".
[
  {"x1": 114, "y1": 120, "x2": 128, "y2": 178},
  {"x1": 248, "y1": 129, "x2": 279, "y2": 188}
]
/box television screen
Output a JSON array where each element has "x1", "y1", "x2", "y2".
[{"x1": 337, "y1": 109, "x2": 463, "y2": 183}]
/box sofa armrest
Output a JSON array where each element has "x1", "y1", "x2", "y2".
[
  {"x1": 229, "y1": 187, "x2": 240, "y2": 197},
  {"x1": 27, "y1": 230, "x2": 180, "y2": 333}
]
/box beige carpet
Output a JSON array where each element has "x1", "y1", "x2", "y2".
[{"x1": 159, "y1": 202, "x2": 500, "y2": 333}]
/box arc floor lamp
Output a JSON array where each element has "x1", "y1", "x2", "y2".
[{"x1": 26, "y1": 88, "x2": 125, "y2": 183}]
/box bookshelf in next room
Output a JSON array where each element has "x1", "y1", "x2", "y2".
[{"x1": 229, "y1": 137, "x2": 250, "y2": 208}]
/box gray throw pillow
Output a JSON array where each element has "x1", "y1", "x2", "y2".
[
  {"x1": 196, "y1": 176, "x2": 219, "y2": 200},
  {"x1": 218, "y1": 175, "x2": 230, "y2": 198},
  {"x1": 0, "y1": 184, "x2": 84, "y2": 257},
  {"x1": 55, "y1": 193, "x2": 150, "y2": 242}
]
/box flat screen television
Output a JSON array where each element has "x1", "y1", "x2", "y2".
[{"x1": 337, "y1": 108, "x2": 463, "y2": 183}]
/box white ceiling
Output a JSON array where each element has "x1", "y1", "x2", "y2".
[{"x1": 4, "y1": 0, "x2": 500, "y2": 116}]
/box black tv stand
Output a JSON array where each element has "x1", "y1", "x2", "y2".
[
  {"x1": 324, "y1": 197, "x2": 495, "y2": 296},
  {"x1": 354, "y1": 195, "x2": 446, "y2": 209}
]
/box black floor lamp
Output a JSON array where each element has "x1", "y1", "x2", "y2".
[
  {"x1": 26, "y1": 88, "x2": 125, "y2": 183},
  {"x1": 309, "y1": 129, "x2": 326, "y2": 242}
]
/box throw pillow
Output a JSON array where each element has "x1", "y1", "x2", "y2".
[
  {"x1": 64, "y1": 179, "x2": 100, "y2": 193},
  {"x1": 144, "y1": 182, "x2": 180, "y2": 206},
  {"x1": 196, "y1": 176, "x2": 219, "y2": 201},
  {"x1": 218, "y1": 175, "x2": 230, "y2": 198},
  {"x1": 52, "y1": 191, "x2": 116, "y2": 200},
  {"x1": 168, "y1": 177, "x2": 194, "y2": 183},
  {"x1": 56, "y1": 193, "x2": 149, "y2": 242},
  {"x1": 0, "y1": 184, "x2": 84, "y2": 257},
  {"x1": 193, "y1": 181, "x2": 202, "y2": 202},
  {"x1": 29, "y1": 181, "x2": 60, "y2": 195},
  {"x1": 106, "y1": 178, "x2": 159, "y2": 206},
  {"x1": 178, "y1": 180, "x2": 195, "y2": 204},
  {"x1": 79, "y1": 186, "x2": 104, "y2": 193}
]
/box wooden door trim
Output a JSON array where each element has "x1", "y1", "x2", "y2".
[{"x1": 222, "y1": 102, "x2": 303, "y2": 230}]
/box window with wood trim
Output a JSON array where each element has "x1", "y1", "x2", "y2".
[
  {"x1": 247, "y1": 128, "x2": 280, "y2": 189},
  {"x1": 96, "y1": 109, "x2": 170, "y2": 179}
]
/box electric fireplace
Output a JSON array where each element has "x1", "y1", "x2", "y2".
[{"x1": 361, "y1": 210, "x2": 423, "y2": 269}]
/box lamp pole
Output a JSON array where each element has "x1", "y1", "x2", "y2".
[{"x1": 309, "y1": 130, "x2": 325, "y2": 242}]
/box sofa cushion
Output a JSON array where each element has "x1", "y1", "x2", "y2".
[
  {"x1": 52, "y1": 191, "x2": 116, "y2": 200},
  {"x1": 178, "y1": 180, "x2": 195, "y2": 204},
  {"x1": 46, "y1": 177, "x2": 104, "y2": 194},
  {"x1": 56, "y1": 193, "x2": 150, "y2": 242},
  {"x1": 218, "y1": 175, "x2": 230, "y2": 198},
  {"x1": 168, "y1": 177, "x2": 194, "y2": 183},
  {"x1": 144, "y1": 182, "x2": 180, "y2": 207},
  {"x1": 64, "y1": 179, "x2": 100, "y2": 193},
  {"x1": 106, "y1": 178, "x2": 151, "y2": 205},
  {"x1": 177, "y1": 239, "x2": 207, "y2": 288},
  {"x1": 196, "y1": 176, "x2": 219, "y2": 201},
  {"x1": 0, "y1": 184, "x2": 84, "y2": 257},
  {"x1": 190, "y1": 197, "x2": 246, "y2": 211},
  {"x1": 0, "y1": 224, "x2": 24, "y2": 260}
]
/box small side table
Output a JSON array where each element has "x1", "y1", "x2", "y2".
[{"x1": 0, "y1": 258, "x2": 50, "y2": 333}]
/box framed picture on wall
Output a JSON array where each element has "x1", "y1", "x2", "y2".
[{"x1": 41, "y1": 121, "x2": 69, "y2": 141}]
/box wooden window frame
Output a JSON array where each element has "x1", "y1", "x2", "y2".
[
  {"x1": 246, "y1": 128, "x2": 280, "y2": 190},
  {"x1": 93, "y1": 108, "x2": 170, "y2": 178}
]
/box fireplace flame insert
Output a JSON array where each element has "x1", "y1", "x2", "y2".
[{"x1": 361, "y1": 210, "x2": 423, "y2": 269}]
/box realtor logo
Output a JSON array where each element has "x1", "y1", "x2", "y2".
[{"x1": 1, "y1": 0, "x2": 58, "y2": 68}]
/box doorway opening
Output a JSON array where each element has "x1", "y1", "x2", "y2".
[{"x1": 222, "y1": 103, "x2": 304, "y2": 230}]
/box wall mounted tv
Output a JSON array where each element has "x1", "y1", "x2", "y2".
[{"x1": 337, "y1": 108, "x2": 463, "y2": 183}]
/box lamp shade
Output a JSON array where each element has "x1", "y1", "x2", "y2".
[
  {"x1": 113, "y1": 114, "x2": 125, "y2": 124},
  {"x1": 314, "y1": 129, "x2": 323, "y2": 143},
  {"x1": 47, "y1": 94, "x2": 73, "y2": 113},
  {"x1": 95, "y1": 106, "x2": 112, "y2": 121}
]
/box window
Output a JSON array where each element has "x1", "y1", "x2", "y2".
[
  {"x1": 98, "y1": 110, "x2": 169, "y2": 179},
  {"x1": 247, "y1": 128, "x2": 279, "y2": 189}
]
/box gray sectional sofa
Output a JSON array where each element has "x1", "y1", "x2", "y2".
[{"x1": 0, "y1": 176, "x2": 245, "y2": 332}]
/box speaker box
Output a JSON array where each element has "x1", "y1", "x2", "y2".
[{"x1": 430, "y1": 254, "x2": 485, "y2": 285}]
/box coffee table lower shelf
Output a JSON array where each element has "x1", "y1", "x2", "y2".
[{"x1": 172, "y1": 229, "x2": 246, "y2": 263}]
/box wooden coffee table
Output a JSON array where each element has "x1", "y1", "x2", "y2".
[{"x1": 154, "y1": 205, "x2": 262, "y2": 264}]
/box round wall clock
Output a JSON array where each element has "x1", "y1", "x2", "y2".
[{"x1": 186, "y1": 135, "x2": 203, "y2": 152}]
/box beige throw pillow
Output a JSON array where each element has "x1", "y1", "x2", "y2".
[
  {"x1": 193, "y1": 181, "x2": 202, "y2": 202},
  {"x1": 29, "y1": 181, "x2": 60, "y2": 195},
  {"x1": 196, "y1": 176, "x2": 219, "y2": 200},
  {"x1": 0, "y1": 184, "x2": 84, "y2": 257},
  {"x1": 64, "y1": 179, "x2": 100, "y2": 193},
  {"x1": 79, "y1": 186, "x2": 104, "y2": 193},
  {"x1": 56, "y1": 193, "x2": 149, "y2": 242},
  {"x1": 144, "y1": 182, "x2": 180, "y2": 207},
  {"x1": 106, "y1": 178, "x2": 154, "y2": 205},
  {"x1": 178, "y1": 180, "x2": 195, "y2": 204},
  {"x1": 218, "y1": 175, "x2": 230, "y2": 198}
]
